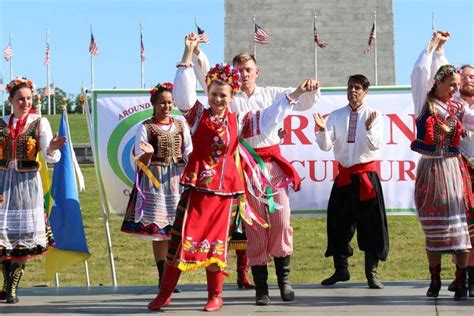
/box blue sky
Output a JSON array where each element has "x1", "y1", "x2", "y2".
[{"x1": 0, "y1": 0, "x2": 472, "y2": 94}]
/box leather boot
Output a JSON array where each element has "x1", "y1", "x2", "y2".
[
  {"x1": 0, "y1": 260, "x2": 11, "y2": 300},
  {"x1": 157, "y1": 260, "x2": 181, "y2": 293},
  {"x1": 426, "y1": 264, "x2": 441, "y2": 297},
  {"x1": 251, "y1": 265, "x2": 271, "y2": 306},
  {"x1": 148, "y1": 262, "x2": 181, "y2": 311},
  {"x1": 365, "y1": 252, "x2": 384, "y2": 289},
  {"x1": 6, "y1": 263, "x2": 25, "y2": 304},
  {"x1": 203, "y1": 269, "x2": 224, "y2": 312},
  {"x1": 453, "y1": 265, "x2": 468, "y2": 301},
  {"x1": 468, "y1": 266, "x2": 474, "y2": 298},
  {"x1": 236, "y1": 250, "x2": 255, "y2": 289},
  {"x1": 321, "y1": 255, "x2": 350, "y2": 286},
  {"x1": 274, "y1": 256, "x2": 295, "y2": 301}
]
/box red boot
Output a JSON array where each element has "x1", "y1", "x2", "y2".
[
  {"x1": 236, "y1": 250, "x2": 255, "y2": 289},
  {"x1": 148, "y1": 262, "x2": 181, "y2": 311},
  {"x1": 204, "y1": 269, "x2": 224, "y2": 312}
]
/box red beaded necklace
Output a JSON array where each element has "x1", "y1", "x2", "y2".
[{"x1": 8, "y1": 113, "x2": 30, "y2": 158}]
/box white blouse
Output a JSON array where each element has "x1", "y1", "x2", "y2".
[{"x1": 2, "y1": 114, "x2": 61, "y2": 164}]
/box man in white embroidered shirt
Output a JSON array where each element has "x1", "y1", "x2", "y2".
[{"x1": 314, "y1": 74, "x2": 389, "y2": 289}]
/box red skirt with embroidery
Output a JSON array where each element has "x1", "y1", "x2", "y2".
[{"x1": 167, "y1": 188, "x2": 238, "y2": 271}]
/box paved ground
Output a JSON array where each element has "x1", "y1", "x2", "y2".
[{"x1": 0, "y1": 281, "x2": 473, "y2": 315}]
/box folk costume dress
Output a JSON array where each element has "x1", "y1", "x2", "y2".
[
  {"x1": 121, "y1": 117, "x2": 192, "y2": 240},
  {"x1": 193, "y1": 50, "x2": 320, "y2": 265},
  {"x1": 170, "y1": 63, "x2": 297, "y2": 272},
  {"x1": 0, "y1": 113, "x2": 60, "y2": 258},
  {"x1": 411, "y1": 45, "x2": 474, "y2": 253}
]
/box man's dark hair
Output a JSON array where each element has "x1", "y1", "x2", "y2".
[{"x1": 347, "y1": 74, "x2": 370, "y2": 90}]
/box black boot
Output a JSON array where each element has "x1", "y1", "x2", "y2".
[
  {"x1": 468, "y1": 266, "x2": 474, "y2": 298},
  {"x1": 447, "y1": 278, "x2": 456, "y2": 292},
  {"x1": 274, "y1": 256, "x2": 295, "y2": 301},
  {"x1": 251, "y1": 265, "x2": 271, "y2": 306},
  {"x1": 365, "y1": 252, "x2": 384, "y2": 289},
  {"x1": 157, "y1": 260, "x2": 180, "y2": 293},
  {"x1": 453, "y1": 266, "x2": 468, "y2": 301},
  {"x1": 321, "y1": 255, "x2": 350, "y2": 286},
  {"x1": 0, "y1": 260, "x2": 11, "y2": 300},
  {"x1": 426, "y1": 264, "x2": 441, "y2": 297},
  {"x1": 6, "y1": 263, "x2": 25, "y2": 304}
]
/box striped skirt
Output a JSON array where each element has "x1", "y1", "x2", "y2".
[{"x1": 415, "y1": 156, "x2": 472, "y2": 253}]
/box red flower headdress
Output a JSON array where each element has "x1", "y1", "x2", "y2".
[
  {"x1": 150, "y1": 82, "x2": 173, "y2": 95},
  {"x1": 6, "y1": 76, "x2": 36, "y2": 94},
  {"x1": 205, "y1": 63, "x2": 241, "y2": 93}
]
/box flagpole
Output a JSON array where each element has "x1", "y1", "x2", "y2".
[
  {"x1": 373, "y1": 10, "x2": 378, "y2": 86},
  {"x1": 1, "y1": 72, "x2": 4, "y2": 116},
  {"x1": 253, "y1": 15, "x2": 257, "y2": 59},
  {"x1": 314, "y1": 12, "x2": 318, "y2": 80},
  {"x1": 46, "y1": 28, "x2": 51, "y2": 116},
  {"x1": 140, "y1": 21, "x2": 144, "y2": 89},
  {"x1": 432, "y1": 11, "x2": 436, "y2": 34},
  {"x1": 90, "y1": 25, "x2": 95, "y2": 90},
  {"x1": 9, "y1": 32, "x2": 13, "y2": 81}
]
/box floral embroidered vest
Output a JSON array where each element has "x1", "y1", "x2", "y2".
[
  {"x1": 181, "y1": 109, "x2": 244, "y2": 195},
  {"x1": 143, "y1": 118, "x2": 185, "y2": 166},
  {"x1": 0, "y1": 117, "x2": 41, "y2": 171},
  {"x1": 411, "y1": 100, "x2": 463, "y2": 157}
]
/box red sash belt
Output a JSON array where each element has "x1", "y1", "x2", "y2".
[
  {"x1": 336, "y1": 161, "x2": 376, "y2": 201},
  {"x1": 254, "y1": 145, "x2": 302, "y2": 191}
]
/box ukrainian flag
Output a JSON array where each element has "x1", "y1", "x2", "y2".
[{"x1": 45, "y1": 111, "x2": 90, "y2": 279}]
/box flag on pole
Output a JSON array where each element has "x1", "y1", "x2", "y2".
[
  {"x1": 313, "y1": 21, "x2": 327, "y2": 48},
  {"x1": 140, "y1": 30, "x2": 145, "y2": 61},
  {"x1": 45, "y1": 111, "x2": 90, "y2": 279},
  {"x1": 364, "y1": 21, "x2": 376, "y2": 54},
  {"x1": 0, "y1": 77, "x2": 3, "y2": 92},
  {"x1": 89, "y1": 32, "x2": 98, "y2": 56},
  {"x1": 253, "y1": 23, "x2": 270, "y2": 44},
  {"x1": 44, "y1": 43, "x2": 50, "y2": 65},
  {"x1": 196, "y1": 23, "x2": 210, "y2": 44},
  {"x1": 3, "y1": 43, "x2": 12, "y2": 61},
  {"x1": 42, "y1": 83, "x2": 55, "y2": 96}
]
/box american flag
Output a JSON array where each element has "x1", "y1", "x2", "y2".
[
  {"x1": 89, "y1": 32, "x2": 98, "y2": 56},
  {"x1": 253, "y1": 23, "x2": 270, "y2": 44},
  {"x1": 313, "y1": 22, "x2": 327, "y2": 48},
  {"x1": 140, "y1": 30, "x2": 145, "y2": 62},
  {"x1": 196, "y1": 24, "x2": 210, "y2": 44},
  {"x1": 364, "y1": 22, "x2": 376, "y2": 54},
  {"x1": 3, "y1": 43, "x2": 12, "y2": 61},
  {"x1": 42, "y1": 83, "x2": 55, "y2": 96},
  {"x1": 44, "y1": 43, "x2": 50, "y2": 65}
]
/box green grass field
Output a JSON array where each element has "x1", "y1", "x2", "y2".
[
  {"x1": 18, "y1": 164, "x2": 458, "y2": 288},
  {"x1": 24, "y1": 115, "x2": 456, "y2": 288}
]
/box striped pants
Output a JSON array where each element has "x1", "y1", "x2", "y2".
[{"x1": 243, "y1": 161, "x2": 293, "y2": 266}]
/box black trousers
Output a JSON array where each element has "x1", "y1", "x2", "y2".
[{"x1": 324, "y1": 171, "x2": 389, "y2": 261}]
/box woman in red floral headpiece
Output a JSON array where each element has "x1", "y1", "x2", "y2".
[
  {"x1": 121, "y1": 82, "x2": 192, "y2": 292},
  {"x1": 147, "y1": 33, "x2": 318, "y2": 312},
  {"x1": 0, "y1": 77, "x2": 66, "y2": 304}
]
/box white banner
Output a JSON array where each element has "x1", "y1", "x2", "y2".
[{"x1": 91, "y1": 87, "x2": 418, "y2": 216}]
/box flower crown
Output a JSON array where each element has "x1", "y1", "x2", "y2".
[
  {"x1": 6, "y1": 76, "x2": 36, "y2": 94},
  {"x1": 150, "y1": 82, "x2": 173, "y2": 95},
  {"x1": 434, "y1": 65, "x2": 459, "y2": 81},
  {"x1": 205, "y1": 63, "x2": 241, "y2": 93}
]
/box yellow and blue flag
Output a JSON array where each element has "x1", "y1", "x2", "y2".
[{"x1": 45, "y1": 111, "x2": 90, "y2": 279}]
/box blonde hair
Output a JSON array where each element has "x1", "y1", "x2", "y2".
[{"x1": 232, "y1": 53, "x2": 257, "y2": 66}]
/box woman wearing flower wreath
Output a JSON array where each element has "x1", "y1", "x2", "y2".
[
  {"x1": 121, "y1": 82, "x2": 192, "y2": 292},
  {"x1": 411, "y1": 31, "x2": 474, "y2": 301},
  {"x1": 0, "y1": 77, "x2": 66, "y2": 303},
  {"x1": 147, "y1": 33, "x2": 317, "y2": 312}
]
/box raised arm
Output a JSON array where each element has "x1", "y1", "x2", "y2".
[
  {"x1": 410, "y1": 31, "x2": 450, "y2": 116},
  {"x1": 192, "y1": 46, "x2": 211, "y2": 91}
]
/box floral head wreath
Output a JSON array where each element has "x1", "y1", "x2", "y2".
[
  {"x1": 6, "y1": 76, "x2": 36, "y2": 94},
  {"x1": 150, "y1": 82, "x2": 173, "y2": 95},
  {"x1": 434, "y1": 65, "x2": 459, "y2": 81},
  {"x1": 205, "y1": 63, "x2": 241, "y2": 94}
]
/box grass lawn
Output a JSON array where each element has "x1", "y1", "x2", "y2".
[
  {"x1": 18, "y1": 165, "x2": 457, "y2": 288},
  {"x1": 46, "y1": 114, "x2": 90, "y2": 144}
]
